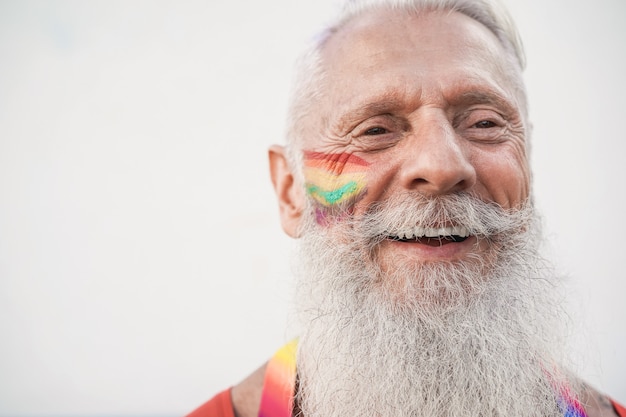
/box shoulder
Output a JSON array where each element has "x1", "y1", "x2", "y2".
[
  {"x1": 184, "y1": 364, "x2": 268, "y2": 417},
  {"x1": 231, "y1": 363, "x2": 269, "y2": 417},
  {"x1": 580, "y1": 383, "x2": 626, "y2": 417}
]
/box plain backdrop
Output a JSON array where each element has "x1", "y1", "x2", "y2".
[{"x1": 0, "y1": 0, "x2": 624, "y2": 415}]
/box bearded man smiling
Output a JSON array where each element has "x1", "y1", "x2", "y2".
[{"x1": 187, "y1": 0, "x2": 625, "y2": 416}]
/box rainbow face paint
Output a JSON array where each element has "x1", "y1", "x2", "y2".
[{"x1": 303, "y1": 151, "x2": 369, "y2": 215}]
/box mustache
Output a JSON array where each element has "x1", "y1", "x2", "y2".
[{"x1": 350, "y1": 192, "x2": 534, "y2": 243}]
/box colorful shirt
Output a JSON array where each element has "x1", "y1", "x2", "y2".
[{"x1": 185, "y1": 341, "x2": 625, "y2": 417}]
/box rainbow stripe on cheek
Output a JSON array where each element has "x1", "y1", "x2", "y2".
[{"x1": 303, "y1": 151, "x2": 369, "y2": 210}]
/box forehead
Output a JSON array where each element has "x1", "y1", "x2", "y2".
[
  {"x1": 325, "y1": 8, "x2": 506, "y2": 62},
  {"x1": 307, "y1": 9, "x2": 523, "y2": 140},
  {"x1": 323, "y1": 8, "x2": 513, "y2": 79}
]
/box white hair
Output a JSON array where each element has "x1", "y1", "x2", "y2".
[{"x1": 284, "y1": 0, "x2": 528, "y2": 170}]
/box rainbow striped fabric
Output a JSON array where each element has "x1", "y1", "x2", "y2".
[
  {"x1": 258, "y1": 339, "x2": 298, "y2": 417},
  {"x1": 257, "y1": 340, "x2": 587, "y2": 417}
]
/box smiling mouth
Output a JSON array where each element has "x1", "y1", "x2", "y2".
[{"x1": 387, "y1": 226, "x2": 470, "y2": 245}]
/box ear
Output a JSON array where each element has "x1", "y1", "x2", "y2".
[{"x1": 268, "y1": 145, "x2": 305, "y2": 238}]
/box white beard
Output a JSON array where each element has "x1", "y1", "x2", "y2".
[{"x1": 293, "y1": 193, "x2": 579, "y2": 417}]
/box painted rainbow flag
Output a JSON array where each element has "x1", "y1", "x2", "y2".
[{"x1": 303, "y1": 151, "x2": 368, "y2": 208}]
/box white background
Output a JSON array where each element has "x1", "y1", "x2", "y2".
[{"x1": 0, "y1": 0, "x2": 624, "y2": 415}]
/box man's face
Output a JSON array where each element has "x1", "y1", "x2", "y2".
[{"x1": 294, "y1": 9, "x2": 530, "y2": 270}]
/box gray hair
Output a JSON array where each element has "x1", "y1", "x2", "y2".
[{"x1": 284, "y1": 0, "x2": 528, "y2": 171}]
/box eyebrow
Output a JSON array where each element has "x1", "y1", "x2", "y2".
[
  {"x1": 451, "y1": 90, "x2": 518, "y2": 114},
  {"x1": 332, "y1": 88, "x2": 519, "y2": 132},
  {"x1": 334, "y1": 96, "x2": 410, "y2": 131}
]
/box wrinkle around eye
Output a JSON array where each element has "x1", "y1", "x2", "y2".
[
  {"x1": 454, "y1": 108, "x2": 513, "y2": 143},
  {"x1": 364, "y1": 126, "x2": 388, "y2": 135},
  {"x1": 458, "y1": 109, "x2": 506, "y2": 129},
  {"x1": 351, "y1": 113, "x2": 408, "y2": 136},
  {"x1": 348, "y1": 115, "x2": 408, "y2": 151},
  {"x1": 351, "y1": 131, "x2": 404, "y2": 152},
  {"x1": 473, "y1": 120, "x2": 498, "y2": 129},
  {"x1": 464, "y1": 126, "x2": 507, "y2": 143}
]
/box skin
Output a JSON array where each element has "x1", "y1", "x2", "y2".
[
  {"x1": 580, "y1": 384, "x2": 625, "y2": 417},
  {"x1": 231, "y1": 364, "x2": 265, "y2": 417}
]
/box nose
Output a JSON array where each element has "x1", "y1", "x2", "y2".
[{"x1": 398, "y1": 112, "x2": 476, "y2": 196}]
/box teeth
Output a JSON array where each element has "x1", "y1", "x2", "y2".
[{"x1": 392, "y1": 226, "x2": 470, "y2": 239}]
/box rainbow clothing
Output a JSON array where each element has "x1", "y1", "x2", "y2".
[
  {"x1": 186, "y1": 340, "x2": 626, "y2": 417},
  {"x1": 257, "y1": 340, "x2": 589, "y2": 417},
  {"x1": 258, "y1": 340, "x2": 298, "y2": 417}
]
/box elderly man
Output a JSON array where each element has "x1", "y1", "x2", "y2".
[{"x1": 188, "y1": 0, "x2": 624, "y2": 416}]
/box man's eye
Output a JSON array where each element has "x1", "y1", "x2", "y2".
[
  {"x1": 364, "y1": 127, "x2": 388, "y2": 135},
  {"x1": 474, "y1": 120, "x2": 497, "y2": 128}
]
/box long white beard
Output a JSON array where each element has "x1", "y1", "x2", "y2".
[{"x1": 293, "y1": 193, "x2": 578, "y2": 417}]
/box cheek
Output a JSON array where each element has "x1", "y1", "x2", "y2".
[
  {"x1": 302, "y1": 151, "x2": 370, "y2": 223},
  {"x1": 475, "y1": 147, "x2": 530, "y2": 208}
]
